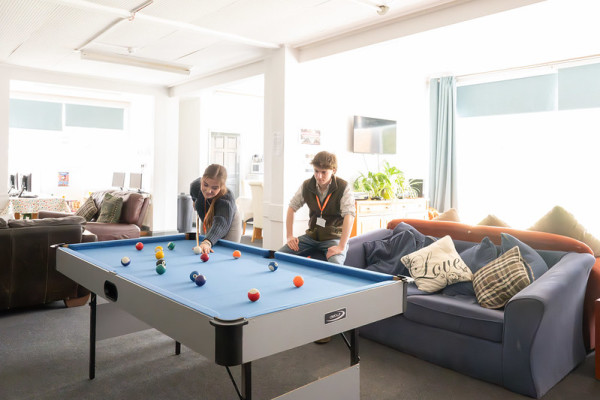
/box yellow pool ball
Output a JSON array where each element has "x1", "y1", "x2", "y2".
[{"x1": 155, "y1": 250, "x2": 165, "y2": 260}]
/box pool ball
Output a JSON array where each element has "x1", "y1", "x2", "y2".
[
  {"x1": 156, "y1": 264, "x2": 166, "y2": 275},
  {"x1": 200, "y1": 253, "x2": 209, "y2": 262},
  {"x1": 189, "y1": 270, "x2": 199, "y2": 282},
  {"x1": 248, "y1": 288, "x2": 260, "y2": 302},
  {"x1": 155, "y1": 250, "x2": 165, "y2": 260},
  {"x1": 233, "y1": 250, "x2": 241, "y2": 259},
  {"x1": 155, "y1": 246, "x2": 163, "y2": 252},
  {"x1": 293, "y1": 275, "x2": 304, "y2": 288},
  {"x1": 194, "y1": 274, "x2": 207, "y2": 287},
  {"x1": 135, "y1": 242, "x2": 143, "y2": 251},
  {"x1": 167, "y1": 242, "x2": 175, "y2": 250},
  {"x1": 193, "y1": 246, "x2": 202, "y2": 255},
  {"x1": 121, "y1": 256, "x2": 130, "y2": 266},
  {"x1": 156, "y1": 259, "x2": 166, "y2": 267},
  {"x1": 268, "y1": 261, "x2": 278, "y2": 271}
]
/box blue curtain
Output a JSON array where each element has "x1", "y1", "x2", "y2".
[{"x1": 429, "y1": 76, "x2": 457, "y2": 212}]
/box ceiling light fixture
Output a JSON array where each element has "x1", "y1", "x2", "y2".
[
  {"x1": 80, "y1": 50, "x2": 191, "y2": 75},
  {"x1": 349, "y1": 0, "x2": 390, "y2": 15}
]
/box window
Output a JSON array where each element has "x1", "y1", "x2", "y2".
[{"x1": 456, "y1": 62, "x2": 600, "y2": 236}]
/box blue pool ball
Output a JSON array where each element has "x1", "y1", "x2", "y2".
[
  {"x1": 189, "y1": 270, "x2": 199, "y2": 282},
  {"x1": 168, "y1": 242, "x2": 175, "y2": 250},
  {"x1": 268, "y1": 261, "x2": 278, "y2": 271},
  {"x1": 121, "y1": 257, "x2": 131, "y2": 266},
  {"x1": 194, "y1": 274, "x2": 207, "y2": 287}
]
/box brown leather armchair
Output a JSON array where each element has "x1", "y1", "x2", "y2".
[{"x1": 0, "y1": 216, "x2": 96, "y2": 310}]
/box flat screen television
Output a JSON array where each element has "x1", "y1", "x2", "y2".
[
  {"x1": 21, "y1": 173, "x2": 32, "y2": 192},
  {"x1": 353, "y1": 115, "x2": 396, "y2": 154}
]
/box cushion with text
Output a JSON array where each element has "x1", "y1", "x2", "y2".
[{"x1": 401, "y1": 235, "x2": 472, "y2": 293}]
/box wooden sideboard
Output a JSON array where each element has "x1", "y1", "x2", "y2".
[{"x1": 350, "y1": 198, "x2": 428, "y2": 237}]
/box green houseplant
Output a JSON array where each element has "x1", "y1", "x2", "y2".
[{"x1": 353, "y1": 161, "x2": 413, "y2": 200}]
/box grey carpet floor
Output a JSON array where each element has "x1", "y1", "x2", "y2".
[{"x1": 0, "y1": 300, "x2": 598, "y2": 400}]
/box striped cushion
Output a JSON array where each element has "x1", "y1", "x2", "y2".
[
  {"x1": 75, "y1": 196, "x2": 98, "y2": 221},
  {"x1": 96, "y1": 193, "x2": 123, "y2": 223},
  {"x1": 473, "y1": 246, "x2": 532, "y2": 309}
]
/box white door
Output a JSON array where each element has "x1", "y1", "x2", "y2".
[{"x1": 210, "y1": 132, "x2": 240, "y2": 198}]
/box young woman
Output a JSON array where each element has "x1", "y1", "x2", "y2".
[{"x1": 190, "y1": 164, "x2": 242, "y2": 254}]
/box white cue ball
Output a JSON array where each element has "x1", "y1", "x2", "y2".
[{"x1": 193, "y1": 246, "x2": 202, "y2": 255}]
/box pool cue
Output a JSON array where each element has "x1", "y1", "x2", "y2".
[{"x1": 196, "y1": 213, "x2": 200, "y2": 248}]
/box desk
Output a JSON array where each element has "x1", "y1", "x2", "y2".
[
  {"x1": 1, "y1": 197, "x2": 71, "y2": 219},
  {"x1": 57, "y1": 234, "x2": 406, "y2": 399}
]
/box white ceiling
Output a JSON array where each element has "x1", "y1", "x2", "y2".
[{"x1": 0, "y1": 0, "x2": 520, "y2": 88}]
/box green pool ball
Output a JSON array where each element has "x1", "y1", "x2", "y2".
[
  {"x1": 156, "y1": 264, "x2": 166, "y2": 275},
  {"x1": 167, "y1": 242, "x2": 175, "y2": 250}
]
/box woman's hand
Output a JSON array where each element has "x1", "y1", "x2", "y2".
[{"x1": 200, "y1": 239, "x2": 213, "y2": 254}]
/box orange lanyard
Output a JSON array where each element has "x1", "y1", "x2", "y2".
[{"x1": 315, "y1": 193, "x2": 332, "y2": 217}]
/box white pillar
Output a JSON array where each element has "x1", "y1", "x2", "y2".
[
  {"x1": 0, "y1": 69, "x2": 9, "y2": 212},
  {"x1": 263, "y1": 47, "x2": 302, "y2": 250}
]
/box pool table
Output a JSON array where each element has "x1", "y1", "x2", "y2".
[{"x1": 57, "y1": 233, "x2": 407, "y2": 399}]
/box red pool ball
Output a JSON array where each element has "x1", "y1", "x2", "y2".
[
  {"x1": 200, "y1": 253, "x2": 209, "y2": 262},
  {"x1": 135, "y1": 242, "x2": 144, "y2": 251},
  {"x1": 293, "y1": 275, "x2": 304, "y2": 288},
  {"x1": 248, "y1": 288, "x2": 260, "y2": 302}
]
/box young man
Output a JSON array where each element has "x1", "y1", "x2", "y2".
[{"x1": 279, "y1": 151, "x2": 355, "y2": 264}]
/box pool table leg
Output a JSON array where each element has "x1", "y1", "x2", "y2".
[
  {"x1": 89, "y1": 292, "x2": 97, "y2": 380},
  {"x1": 350, "y1": 329, "x2": 359, "y2": 366},
  {"x1": 175, "y1": 341, "x2": 181, "y2": 355},
  {"x1": 241, "y1": 362, "x2": 252, "y2": 399}
]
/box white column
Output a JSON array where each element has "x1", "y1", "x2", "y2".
[{"x1": 263, "y1": 47, "x2": 302, "y2": 250}]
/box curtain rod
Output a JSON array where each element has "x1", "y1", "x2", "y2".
[{"x1": 455, "y1": 52, "x2": 600, "y2": 81}]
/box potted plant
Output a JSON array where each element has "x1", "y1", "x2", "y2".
[{"x1": 353, "y1": 161, "x2": 414, "y2": 200}]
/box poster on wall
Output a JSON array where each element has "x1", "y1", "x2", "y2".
[
  {"x1": 58, "y1": 172, "x2": 69, "y2": 187},
  {"x1": 299, "y1": 128, "x2": 321, "y2": 145}
]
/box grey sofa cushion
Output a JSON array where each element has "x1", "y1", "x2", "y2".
[
  {"x1": 405, "y1": 294, "x2": 505, "y2": 342},
  {"x1": 364, "y1": 230, "x2": 417, "y2": 276},
  {"x1": 443, "y1": 237, "x2": 498, "y2": 296},
  {"x1": 8, "y1": 216, "x2": 86, "y2": 228},
  {"x1": 500, "y1": 233, "x2": 548, "y2": 280},
  {"x1": 0, "y1": 218, "x2": 7, "y2": 229}
]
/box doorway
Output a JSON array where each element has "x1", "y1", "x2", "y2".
[{"x1": 210, "y1": 132, "x2": 240, "y2": 198}]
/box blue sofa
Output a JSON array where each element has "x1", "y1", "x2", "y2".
[{"x1": 344, "y1": 219, "x2": 595, "y2": 398}]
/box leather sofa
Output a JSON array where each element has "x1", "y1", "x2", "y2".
[
  {"x1": 0, "y1": 216, "x2": 97, "y2": 310},
  {"x1": 39, "y1": 190, "x2": 151, "y2": 241},
  {"x1": 344, "y1": 219, "x2": 597, "y2": 398}
]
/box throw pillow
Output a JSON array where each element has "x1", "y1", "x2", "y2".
[
  {"x1": 8, "y1": 216, "x2": 86, "y2": 228},
  {"x1": 364, "y1": 230, "x2": 417, "y2": 276},
  {"x1": 96, "y1": 193, "x2": 123, "y2": 223},
  {"x1": 401, "y1": 235, "x2": 472, "y2": 293},
  {"x1": 442, "y1": 237, "x2": 498, "y2": 296},
  {"x1": 392, "y1": 222, "x2": 437, "y2": 249},
  {"x1": 500, "y1": 233, "x2": 548, "y2": 281},
  {"x1": 75, "y1": 196, "x2": 98, "y2": 221},
  {"x1": 0, "y1": 217, "x2": 8, "y2": 229},
  {"x1": 473, "y1": 246, "x2": 533, "y2": 309},
  {"x1": 529, "y1": 205, "x2": 600, "y2": 257},
  {"x1": 433, "y1": 208, "x2": 460, "y2": 222},
  {"x1": 478, "y1": 214, "x2": 510, "y2": 227}
]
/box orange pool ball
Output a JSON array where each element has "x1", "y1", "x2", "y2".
[
  {"x1": 155, "y1": 250, "x2": 165, "y2": 260},
  {"x1": 293, "y1": 275, "x2": 304, "y2": 288},
  {"x1": 233, "y1": 250, "x2": 241, "y2": 259}
]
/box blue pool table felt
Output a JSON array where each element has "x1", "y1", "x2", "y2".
[{"x1": 64, "y1": 235, "x2": 393, "y2": 321}]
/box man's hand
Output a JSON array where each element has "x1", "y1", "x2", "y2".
[
  {"x1": 326, "y1": 244, "x2": 343, "y2": 259},
  {"x1": 286, "y1": 236, "x2": 300, "y2": 251}
]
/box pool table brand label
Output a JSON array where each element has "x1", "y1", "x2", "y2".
[{"x1": 324, "y1": 308, "x2": 346, "y2": 324}]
